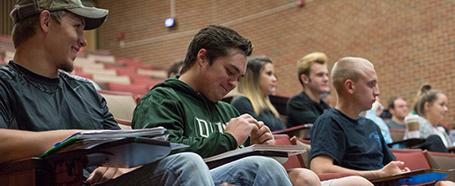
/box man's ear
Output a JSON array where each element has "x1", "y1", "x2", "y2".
[
  {"x1": 345, "y1": 79, "x2": 355, "y2": 94},
  {"x1": 196, "y1": 48, "x2": 208, "y2": 67},
  {"x1": 300, "y1": 74, "x2": 309, "y2": 84},
  {"x1": 39, "y1": 10, "x2": 52, "y2": 33}
]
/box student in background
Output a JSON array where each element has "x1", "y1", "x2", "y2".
[
  {"x1": 407, "y1": 85, "x2": 453, "y2": 150},
  {"x1": 386, "y1": 97, "x2": 409, "y2": 129},
  {"x1": 365, "y1": 99, "x2": 393, "y2": 144},
  {"x1": 287, "y1": 52, "x2": 331, "y2": 127},
  {"x1": 231, "y1": 56, "x2": 285, "y2": 131}
]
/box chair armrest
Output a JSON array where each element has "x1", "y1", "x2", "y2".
[{"x1": 272, "y1": 124, "x2": 313, "y2": 140}]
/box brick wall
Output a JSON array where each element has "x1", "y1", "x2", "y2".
[{"x1": 98, "y1": 0, "x2": 455, "y2": 126}]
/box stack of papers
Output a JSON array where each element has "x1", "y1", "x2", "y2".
[{"x1": 40, "y1": 127, "x2": 187, "y2": 168}]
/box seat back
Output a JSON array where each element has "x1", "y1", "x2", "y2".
[
  {"x1": 425, "y1": 151, "x2": 455, "y2": 170},
  {"x1": 93, "y1": 74, "x2": 131, "y2": 84},
  {"x1": 107, "y1": 83, "x2": 149, "y2": 96},
  {"x1": 392, "y1": 149, "x2": 431, "y2": 170},
  {"x1": 99, "y1": 91, "x2": 137, "y2": 129}
]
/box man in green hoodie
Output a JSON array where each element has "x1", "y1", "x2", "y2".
[{"x1": 133, "y1": 25, "x2": 292, "y2": 186}]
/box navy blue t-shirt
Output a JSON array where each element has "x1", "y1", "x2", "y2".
[{"x1": 310, "y1": 108, "x2": 395, "y2": 170}]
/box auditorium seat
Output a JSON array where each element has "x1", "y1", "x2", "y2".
[
  {"x1": 107, "y1": 83, "x2": 149, "y2": 96},
  {"x1": 392, "y1": 149, "x2": 431, "y2": 170},
  {"x1": 99, "y1": 90, "x2": 137, "y2": 129},
  {"x1": 93, "y1": 74, "x2": 131, "y2": 84}
]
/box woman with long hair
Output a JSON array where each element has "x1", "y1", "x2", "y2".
[{"x1": 231, "y1": 56, "x2": 285, "y2": 131}]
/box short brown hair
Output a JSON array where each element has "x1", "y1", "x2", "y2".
[
  {"x1": 12, "y1": 11, "x2": 66, "y2": 48},
  {"x1": 180, "y1": 25, "x2": 253, "y2": 74},
  {"x1": 296, "y1": 52, "x2": 328, "y2": 85}
]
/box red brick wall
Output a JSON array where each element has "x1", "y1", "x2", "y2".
[{"x1": 97, "y1": 0, "x2": 455, "y2": 126}]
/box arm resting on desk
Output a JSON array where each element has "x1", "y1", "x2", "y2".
[
  {"x1": 0, "y1": 129, "x2": 79, "y2": 164},
  {"x1": 310, "y1": 155, "x2": 410, "y2": 180}
]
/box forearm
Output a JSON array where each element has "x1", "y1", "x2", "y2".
[
  {"x1": 313, "y1": 163, "x2": 381, "y2": 179},
  {"x1": 169, "y1": 133, "x2": 237, "y2": 158},
  {"x1": 311, "y1": 156, "x2": 385, "y2": 180},
  {"x1": 0, "y1": 129, "x2": 78, "y2": 163}
]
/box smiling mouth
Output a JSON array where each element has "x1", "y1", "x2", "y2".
[{"x1": 72, "y1": 47, "x2": 80, "y2": 54}]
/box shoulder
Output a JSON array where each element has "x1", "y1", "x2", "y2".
[
  {"x1": 313, "y1": 109, "x2": 338, "y2": 127},
  {"x1": 359, "y1": 117, "x2": 378, "y2": 126},
  {"x1": 288, "y1": 92, "x2": 310, "y2": 107},
  {"x1": 231, "y1": 96, "x2": 251, "y2": 105},
  {"x1": 0, "y1": 64, "x2": 19, "y2": 81},
  {"x1": 218, "y1": 100, "x2": 238, "y2": 110},
  {"x1": 144, "y1": 85, "x2": 179, "y2": 100},
  {"x1": 217, "y1": 100, "x2": 240, "y2": 116},
  {"x1": 0, "y1": 65, "x2": 25, "y2": 93},
  {"x1": 60, "y1": 72, "x2": 98, "y2": 90},
  {"x1": 138, "y1": 85, "x2": 182, "y2": 109},
  {"x1": 288, "y1": 92, "x2": 306, "y2": 102}
]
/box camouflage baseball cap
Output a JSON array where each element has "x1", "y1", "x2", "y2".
[{"x1": 10, "y1": 0, "x2": 108, "y2": 30}]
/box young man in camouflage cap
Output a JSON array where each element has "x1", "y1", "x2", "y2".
[{"x1": 1, "y1": 0, "x2": 216, "y2": 185}]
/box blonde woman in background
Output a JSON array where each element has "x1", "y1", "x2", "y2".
[
  {"x1": 407, "y1": 85, "x2": 453, "y2": 151},
  {"x1": 231, "y1": 56, "x2": 285, "y2": 131}
]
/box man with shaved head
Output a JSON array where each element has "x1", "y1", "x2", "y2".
[{"x1": 309, "y1": 57, "x2": 411, "y2": 180}]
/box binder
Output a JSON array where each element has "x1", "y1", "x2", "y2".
[
  {"x1": 370, "y1": 169, "x2": 448, "y2": 185},
  {"x1": 41, "y1": 128, "x2": 187, "y2": 168},
  {"x1": 204, "y1": 144, "x2": 307, "y2": 169}
]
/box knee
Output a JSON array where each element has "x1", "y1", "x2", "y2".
[
  {"x1": 245, "y1": 156, "x2": 284, "y2": 170},
  {"x1": 173, "y1": 152, "x2": 207, "y2": 170},
  {"x1": 288, "y1": 168, "x2": 320, "y2": 186},
  {"x1": 331, "y1": 176, "x2": 373, "y2": 186},
  {"x1": 435, "y1": 181, "x2": 455, "y2": 186}
]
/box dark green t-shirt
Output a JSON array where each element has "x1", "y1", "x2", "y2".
[{"x1": 0, "y1": 62, "x2": 119, "y2": 131}]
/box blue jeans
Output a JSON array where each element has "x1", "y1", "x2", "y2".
[
  {"x1": 100, "y1": 153, "x2": 291, "y2": 186},
  {"x1": 99, "y1": 152, "x2": 213, "y2": 186},
  {"x1": 211, "y1": 156, "x2": 292, "y2": 186}
]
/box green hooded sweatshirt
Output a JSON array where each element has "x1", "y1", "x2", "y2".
[{"x1": 132, "y1": 78, "x2": 239, "y2": 158}]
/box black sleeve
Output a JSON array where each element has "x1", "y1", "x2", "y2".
[
  {"x1": 378, "y1": 125, "x2": 396, "y2": 164},
  {"x1": 231, "y1": 96, "x2": 284, "y2": 131},
  {"x1": 310, "y1": 116, "x2": 346, "y2": 164},
  {"x1": 231, "y1": 96, "x2": 258, "y2": 118},
  {"x1": 0, "y1": 78, "x2": 13, "y2": 128},
  {"x1": 99, "y1": 96, "x2": 120, "y2": 130},
  {"x1": 287, "y1": 97, "x2": 319, "y2": 126},
  {"x1": 91, "y1": 86, "x2": 119, "y2": 130}
]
